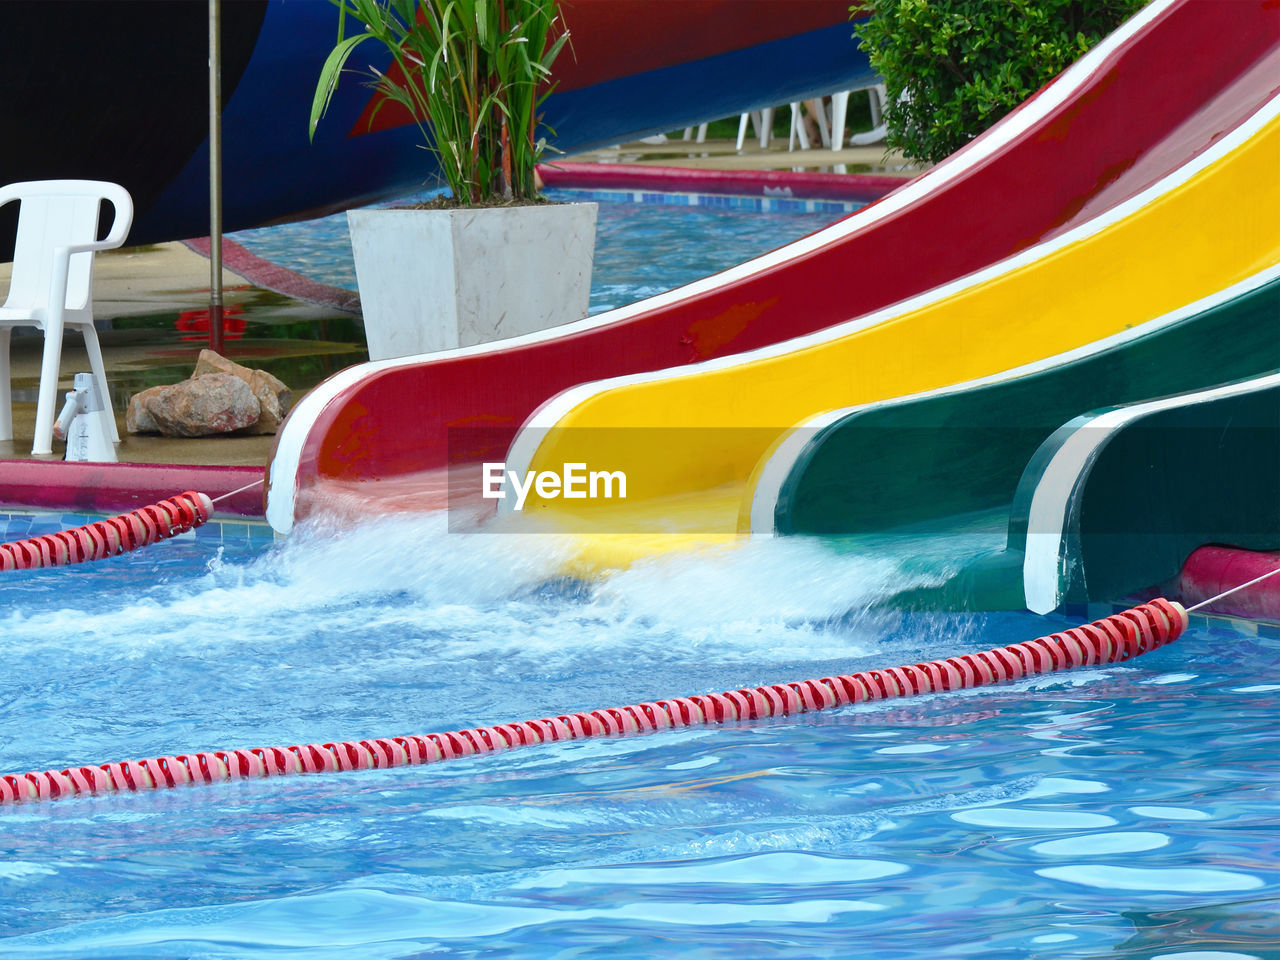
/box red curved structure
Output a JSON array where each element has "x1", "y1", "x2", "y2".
[
  {"x1": 0, "y1": 462, "x2": 263, "y2": 518},
  {"x1": 0, "y1": 599, "x2": 1187, "y2": 805},
  {"x1": 268, "y1": 0, "x2": 1280, "y2": 531},
  {"x1": 1180, "y1": 546, "x2": 1280, "y2": 620}
]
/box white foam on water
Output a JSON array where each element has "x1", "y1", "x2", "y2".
[{"x1": 0, "y1": 510, "x2": 956, "y2": 672}]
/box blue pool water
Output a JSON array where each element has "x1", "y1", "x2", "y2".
[
  {"x1": 1, "y1": 515, "x2": 1278, "y2": 958},
  {"x1": 229, "y1": 188, "x2": 858, "y2": 316}
]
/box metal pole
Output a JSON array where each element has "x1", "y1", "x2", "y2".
[{"x1": 208, "y1": 0, "x2": 225, "y2": 355}]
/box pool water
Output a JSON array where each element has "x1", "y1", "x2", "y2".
[
  {"x1": 1, "y1": 515, "x2": 1278, "y2": 958},
  {"x1": 229, "y1": 188, "x2": 858, "y2": 316}
]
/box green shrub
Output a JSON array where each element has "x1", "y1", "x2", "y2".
[{"x1": 853, "y1": 0, "x2": 1145, "y2": 164}]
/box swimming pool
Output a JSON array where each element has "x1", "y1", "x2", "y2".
[
  {"x1": 1, "y1": 514, "x2": 1277, "y2": 958},
  {"x1": 229, "y1": 188, "x2": 860, "y2": 316}
]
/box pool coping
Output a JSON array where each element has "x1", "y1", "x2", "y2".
[{"x1": 552, "y1": 186, "x2": 867, "y2": 214}]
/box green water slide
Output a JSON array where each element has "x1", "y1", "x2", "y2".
[
  {"x1": 1012, "y1": 371, "x2": 1280, "y2": 613},
  {"x1": 762, "y1": 268, "x2": 1280, "y2": 540}
]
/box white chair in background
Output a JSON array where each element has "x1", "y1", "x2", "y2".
[
  {"x1": 0, "y1": 180, "x2": 132, "y2": 455},
  {"x1": 682, "y1": 123, "x2": 709, "y2": 143},
  {"x1": 791, "y1": 84, "x2": 890, "y2": 152},
  {"x1": 735, "y1": 84, "x2": 889, "y2": 156},
  {"x1": 836, "y1": 83, "x2": 889, "y2": 148},
  {"x1": 736, "y1": 107, "x2": 779, "y2": 151}
]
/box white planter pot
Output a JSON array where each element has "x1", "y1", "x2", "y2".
[{"x1": 347, "y1": 202, "x2": 597, "y2": 360}]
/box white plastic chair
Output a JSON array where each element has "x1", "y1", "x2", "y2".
[
  {"x1": 736, "y1": 107, "x2": 778, "y2": 151},
  {"x1": 737, "y1": 84, "x2": 889, "y2": 155},
  {"x1": 789, "y1": 84, "x2": 889, "y2": 152},
  {"x1": 836, "y1": 83, "x2": 889, "y2": 148},
  {"x1": 0, "y1": 180, "x2": 132, "y2": 455}
]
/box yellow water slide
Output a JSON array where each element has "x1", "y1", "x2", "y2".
[{"x1": 500, "y1": 98, "x2": 1280, "y2": 570}]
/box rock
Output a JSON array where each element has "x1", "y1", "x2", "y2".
[
  {"x1": 246, "y1": 370, "x2": 284, "y2": 434},
  {"x1": 192, "y1": 348, "x2": 244, "y2": 380},
  {"x1": 145, "y1": 373, "x2": 261, "y2": 437},
  {"x1": 125, "y1": 385, "x2": 168, "y2": 435},
  {"x1": 246, "y1": 368, "x2": 293, "y2": 434},
  {"x1": 123, "y1": 352, "x2": 294, "y2": 439},
  {"x1": 194, "y1": 349, "x2": 293, "y2": 434}
]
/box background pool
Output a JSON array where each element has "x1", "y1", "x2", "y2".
[
  {"x1": 0, "y1": 515, "x2": 1277, "y2": 958},
  {"x1": 229, "y1": 188, "x2": 860, "y2": 316}
]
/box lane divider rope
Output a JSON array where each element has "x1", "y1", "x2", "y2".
[
  {"x1": 0, "y1": 598, "x2": 1188, "y2": 806},
  {"x1": 0, "y1": 492, "x2": 212, "y2": 571}
]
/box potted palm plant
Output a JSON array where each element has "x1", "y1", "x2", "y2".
[{"x1": 310, "y1": 0, "x2": 597, "y2": 360}]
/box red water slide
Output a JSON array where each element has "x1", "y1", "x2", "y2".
[{"x1": 267, "y1": 0, "x2": 1280, "y2": 532}]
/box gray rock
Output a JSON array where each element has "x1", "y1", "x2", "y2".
[{"x1": 145, "y1": 373, "x2": 261, "y2": 437}]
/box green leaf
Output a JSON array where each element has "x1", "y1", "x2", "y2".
[{"x1": 309, "y1": 32, "x2": 373, "y2": 141}]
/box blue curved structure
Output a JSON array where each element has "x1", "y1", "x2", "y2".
[{"x1": 0, "y1": 1, "x2": 873, "y2": 248}]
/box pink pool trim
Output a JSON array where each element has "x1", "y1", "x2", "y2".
[
  {"x1": 537, "y1": 161, "x2": 908, "y2": 202},
  {"x1": 1180, "y1": 546, "x2": 1280, "y2": 620},
  {"x1": 184, "y1": 237, "x2": 362, "y2": 315},
  {"x1": 0, "y1": 461, "x2": 263, "y2": 518},
  {"x1": 0, "y1": 599, "x2": 1187, "y2": 805}
]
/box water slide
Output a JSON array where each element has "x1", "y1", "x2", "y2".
[
  {"x1": 752, "y1": 268, "x2": 1279, "y2": 613},
  {"x1": 501, "y1": 83, "x2": 1280, "y2": 568},
  {"x1": 756, "y1": 267, "x2": 1280, "y2": 537},
  {"x1": 267, "y1": 0, "x2": 1279, "y2": 534}
]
